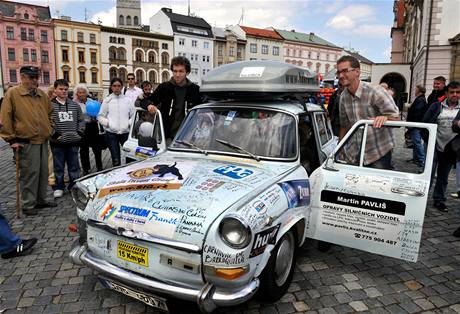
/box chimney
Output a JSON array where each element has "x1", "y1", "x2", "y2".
[
  {"x1": 161, "y1": 7, "x2": 172, "y2": 13},
  {"x1": 309, "y1": 32, "x2": 314, "y2": 40}
]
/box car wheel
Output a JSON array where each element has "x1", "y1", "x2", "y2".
[{"x1": 257, "y1": 230, "x2": 296, "y2": 302}]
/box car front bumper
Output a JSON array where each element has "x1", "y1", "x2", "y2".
[{"x1": 69, "y1": 242, "x2": 259, "y2": 313}]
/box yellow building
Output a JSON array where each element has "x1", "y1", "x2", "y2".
[{"x1": 53, "y1": 18, "x2": 103, "y2": 99}]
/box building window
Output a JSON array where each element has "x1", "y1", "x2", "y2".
[
  {"x1": 9, "y1": 69, "x2": 17, "y2": 83},
  {"x1": 20, "y1": 28, "x2": 27, "y2": 40},
  {"x1": 317, "y1": 52, "x2": 320, "y2": 60},
  {"x1": 28, "y1": 29, "x2": 34, "y2": 41},
  {"x1": 162, "y1": 71, "x2": 169, "y2": 82},
  {"x1": 148, "y1": 51, "x2": 156, "y2": 63},
  {"x1": 63, "y1": 69, "x2": 70, "y2": 82},
  {"x1": 109, "y1": 36, "x2": 116, "y2": 43},
  {"x1": 31, "y1": 49, "x2": 36, "y2": 62},
  {"x1": 202, "y1": 55, "x2": 206, "y2": 62},
  {"x1": 8, "y1": 48, "x2": 15, "y2": 61},
  {"x1": 24, "y1": 13, "x2": 29, "y2": 20},
  {"x1": 218, "y1": 44, "x2": 223, "y2": 57},
  {"x1": 202, "y1": 69, "x2": 206, "y2": 76},
  {"x1": 316, "y1": 63, "x2": 321, "y2": 72},
  {"x1": 203, "y1": 41, "x2": 209, "y2": 49},
  {"x1": 134, "y1": 16, "x2": 139, "y2": 25},
  {"x1": 77, "y1": 32, "x2": 84, "y2": 43},
  {"x1": 206, "y1": 56, "x2": 210, "y2": 62},
  {"x1": 41, "y1": 50, "x2": 49, "y2": 63},
  {"x1": 273, "y1": 46, "x2": 279, "y2": 56},
  {"x1": 119, "y1": 15, "x2": 124, "y2": 25},
  {"x1": 23, "y1": 48, "x2": 29, "y2": 62},
  {"x1": 91, "y1": 71, "x2": 98, "y2": 84},
  {"x1": 61, "y1": 30, "x2": 68, "y2": 41},
  {"x1": 79, "y1": 70, "x2": 86, "y2": 83},
  {"x1": 62, "y1": 49, "x2": 69, "y2": 62},
  {"x1": 192, "y1": 40, "x2": 197, "y2": 47},
  {"x1": 126, "y1": 15, "x2": 131, "y2": 25},
  {"x1": 237, "y1": 47, "x2": 242, "y2": 59},
  {"x1": 229, "y1": 47, "x2": 234, "y2": 57},
  {"x1": 135, "y1": 50, "x2": 143, "y2": 62},
  {"x1": 6, "y1": 27, "x2": 14, "y2": 40},
  {"x1": 250, "y1": 43, "x2": 257, "y2": 53},
  {"x1": 161, "y1": 52, "x2": 169, "y2": 65},
  {"x1": 78, "y1": 50, "x2": 85, "y2": 63},
  {"x1": 40, "y1": 30, "x2": 48, "y2": 42},
  {"x1": 43, "y1": 71, "x2": 50, "y2": 84},
  {"x1": 135, "y1": 69, "x2": 144, "y2": 82},
  {"x1": 118, "y1": 37, "x2": 125, "y2": 44},
  {"x1": 109, "y1": 67, "x2": 117, "y2": 80},
  {"x1": 90, "y1": 51, "x2": 97, "y2": 64},
  {"x1": 162, "y1": 43, "x2": 168, "y2": 49},
  {"x1": 261, "y1": 45, "x2": 268, "y2": 54},
  {"x1": 179, "y1": 38, "x2": 185, "y2": 45},
  {"x1": 90, "y1": 33, "x2": 96, "y2": 44}
]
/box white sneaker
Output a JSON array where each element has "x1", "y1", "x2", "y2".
[{"x1": 53, "y1": 190, "x2": 64, "y2": 198}]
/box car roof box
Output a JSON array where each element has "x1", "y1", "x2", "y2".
[{"x1": 201, "y1": 61, "x2": 320, "y2": 100}]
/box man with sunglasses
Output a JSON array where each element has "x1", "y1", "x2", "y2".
[
  {"x1": 123, "y1": 73, "x2": 142, "y2": 105},
  {"x1": 337, "y1": 56, "x2": 400, "y2": 170},
  {"x1": 0, "y1": 66, "x2": 56, "y2": 216}
]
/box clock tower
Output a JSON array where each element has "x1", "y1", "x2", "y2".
[{"x1": 116, "y1": 0, "x2": 141, "y2": 29}]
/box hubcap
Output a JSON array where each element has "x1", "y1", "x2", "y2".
[{"x1": 274, "y1": 233, "x2": 294, "y2": 286}]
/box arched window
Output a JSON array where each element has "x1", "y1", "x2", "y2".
[
  {"x1": 162, "y1": 71, "x2": 170, "y2": 82},
  {"x1": 316, "y1": 63, "x2": 321, "y2": 73},
  {"x1": 135, "y1": 50, "x2": 143, "y2": 62},
  {"x1": 148, "y1": 51, "x2": 156, "y2": 63},
  {"x1": 119, "y1": 15, "x2": 124, "y2": 25},
  {"x1": 119, "y1": 68, "x2": 127, "y2": 84},
  {"x1": 109, "y1": 67, "x2": 118, "y2": 80},
  {"x1": 325, "y1": 64, "x2": 330, "y2": 73},
  {"x1": 161, "y1": 52, "x2": 169, "y2": 65},
  {"x1": 126, "y1": 16, "x2": 132, "y2": 25},
  {"x1": 307, "y1": 61, "x2": 313, "y2": 69},
  {"x1": 109, "y1": 46, "x2": 117, "y2": 60},
  {"x1": 134, "y1": 16, "x2": 139, "y2": 25},
  {"x1": 149, "y1": 71, "x2": 157, "y2": 84},
  {"x1": 24, "y1": 13, "x2": 29, "y2": 20},
  {"x1": 117, "y1": 48, "x2": 126, "y2": 60},
  {"x1": 135, "y1": 69, "x2": 144, "y2": 83}
]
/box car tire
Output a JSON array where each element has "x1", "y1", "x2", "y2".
[{"x1": 257, "y1": 229, "x2": 296, "y2": 302}]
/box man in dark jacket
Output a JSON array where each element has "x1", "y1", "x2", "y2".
[
  {"x1": 427, "y1": 76, "x2": 447, "y2": 106},
  {"x1": 327, "y1": 83, "x2": 343, "y2": 137},
  {"x1": 407, "y1": 85, "x2": 428, "y2": 166},
  {"x1": 141, "y1": 56, "x2": 201, "y2": 141},
  {"x1": 50, "y1": 79, "x2": 85, "y2": 198}
]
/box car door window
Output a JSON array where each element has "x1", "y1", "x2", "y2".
[
  {"x1": 314, "y1": 113, "x2": 332, "y2": 147},
  {"x1": 299, "y1": 114, "x2": 320, "y2": 174},
  {"x1": 131, "y1": 110, "x2": 162, "y2": 144}
]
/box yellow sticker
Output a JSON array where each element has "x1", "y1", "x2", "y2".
[{"x1": 117, "y1": 240, "x2": 148, "y2": 267}]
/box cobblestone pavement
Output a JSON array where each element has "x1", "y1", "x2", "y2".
[{"x1": 0, "y1": 137, "x2": 460, "y2": 314}]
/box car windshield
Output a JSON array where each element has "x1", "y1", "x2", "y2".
[{"x1": 170, "y1": 107, "x2": 297, "y2": 159}]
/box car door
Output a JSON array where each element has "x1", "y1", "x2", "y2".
[
  {"x1": 308, "y1": 120, "x2": 437, "y2": 262},
  {"x1": 311, "y1": 111, "x2": 337, "y2": 161},
  {"x1": 121, "y1": 108, "x2": 166, "y2": 164}
]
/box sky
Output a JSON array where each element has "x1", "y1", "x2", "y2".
[{"x1": 33, "y1": 0, "x2": 395, "y2": 63}]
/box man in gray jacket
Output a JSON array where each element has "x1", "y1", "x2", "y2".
[{"x1": 50, "y1": 79, "x2": 85, "y2": 198}]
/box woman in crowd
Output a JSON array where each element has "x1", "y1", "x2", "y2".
[
  {"x1": 98, "y1": 78, "x2": 134, "y2": 167},
  {"x1": 74, "y1": 84, "x2": 104, "y2": 175}
]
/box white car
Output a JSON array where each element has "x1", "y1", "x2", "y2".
[{"x1": 70, "y1": 61, "x2": 436, "y2": 313}]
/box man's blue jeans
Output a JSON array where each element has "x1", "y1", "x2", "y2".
[
  {"x1": 410, "y1": 128, "x2": 425, "y2": 165},
  {"x1": 51, "y1": 145, "x2": 81, "y2": 190},
  {"x1": 105, "y1": 132, "x2": 129, "y2": 167},
  {"x1": 0, "y1": 210, "x2": 21, "y2": 255}
]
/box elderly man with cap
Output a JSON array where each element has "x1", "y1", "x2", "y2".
[{"x1": 0, "y1": 66, "x2": 56, "y2": 216}]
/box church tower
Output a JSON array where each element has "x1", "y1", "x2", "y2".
[{"x1": 116, "y1": 0, "x2": 141, "y2": 29}]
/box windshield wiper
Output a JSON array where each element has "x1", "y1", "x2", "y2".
[
  {"x1": 174, "y1": 140, "x2": 208, "y2": 155},
  {"x1": 215, "y1": 138, "x2": 260, "y2": 162}
]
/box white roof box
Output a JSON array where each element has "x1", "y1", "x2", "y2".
[{"x1": 201, "y1": 61, "x2": 319, "y2": 99}]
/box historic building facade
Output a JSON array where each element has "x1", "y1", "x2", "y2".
[
  {"x1": 149, "y1": 8, "x2": 214, "y2": 84},
  {"x1": 0, "y1": 0, "x2": 56, "y2": 92},
  {"x1": 212, "y1": 26, "x2": 246, "y2": 67},
  {"x1": 101, "y1": 26, "x2": 173, "y2": 96},
  {"x1": 53, "y1": 18, "x2": 103, "y2": 98},
  {"x1": 116, "y1": 0, "x2": 142, "y2": 30}
]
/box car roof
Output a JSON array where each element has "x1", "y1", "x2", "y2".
[{"x1": 195, "y1": 100, "x2": 325, "y2": 115}]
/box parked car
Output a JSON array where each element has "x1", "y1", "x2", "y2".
[{"x1": 69, "y1": 61, "x2": 436, "y2": 313}]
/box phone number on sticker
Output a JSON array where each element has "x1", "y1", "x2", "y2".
[{"x1": 353, "y1": 233, "x2": 397, "y2": 245}]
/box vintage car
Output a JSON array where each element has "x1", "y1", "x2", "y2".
[{"x1": 69, "y1": 61, "x2": 436, "y2": 313}]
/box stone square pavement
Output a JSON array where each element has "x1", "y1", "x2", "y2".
[{"x1": 0, "y1": 139, "x2": 459, "y2": 314}]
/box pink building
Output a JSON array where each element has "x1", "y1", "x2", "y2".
[{"x1": 0, "y1": 0, "x2": 56, "y2": 91}]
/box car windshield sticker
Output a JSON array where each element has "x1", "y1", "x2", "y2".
[
  {"x1": 213, "y1": 165, "x2": 254, "y2": 179},
  {"x1": 135, "y1": 147, "x2": 157, "y2": 158},
  {"x1": 239, "y1": 66, "x2": 265, "y2": 78},
  {"x1": 250, "y1": 224, "x2": 280, "y2": 258},
  {"x1": 278, "y1": 180, "x2": 310, "y2": 208},
  {"x1": 98, "y1": 161, "x2": 196, "y2": 198}
]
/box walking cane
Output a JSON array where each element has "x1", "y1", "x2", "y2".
[{"x1": 15, "y1": 147, "x2": 21, "y2": 218}]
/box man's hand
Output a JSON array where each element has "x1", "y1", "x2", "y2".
[
  {"x1": 371, "y1": 116, "x2": 388, "y2": 128},
  {"x1": 147, "y1": 105, "x2": 157, "y2": 114},
  {"x1": 11, "y1": 143, "x2": 22, "y2": 151}
]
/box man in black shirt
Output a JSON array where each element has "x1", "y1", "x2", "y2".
[
  {"x1": 427, "y1": 76, "x2": 447, "y2": 106},
  {"x1": 142, "y1": 56, "x2": 201, "y2": 141}
]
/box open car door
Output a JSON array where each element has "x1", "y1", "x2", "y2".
[
  {"x1": 121, "y1": 108, "x2": 166, "y2": 163},
  {"x1": 308, "y1": 120, "x2": 437, "y2": 262}
]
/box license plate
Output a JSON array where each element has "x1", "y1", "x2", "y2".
[
  {"x1": 117, "y1": 240, "x2": 148, "y2": 267},
  {"x1": 103, "y1": 278, "x2": 169, "y2": 311}
]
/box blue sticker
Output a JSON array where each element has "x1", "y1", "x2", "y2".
[
  {"x1": 213, "y1": 165, "x2": 254, "y2": 179},
  {"x1": 278, "y1": 180, "x2": 310, "y2": 209},
  {"x1": 135, "y1": 147, "x2": 157, "y2": 158}
]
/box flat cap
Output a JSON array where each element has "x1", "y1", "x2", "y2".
[{"x1": 20, "y1": 66, "x2": 39, "y2": 76}]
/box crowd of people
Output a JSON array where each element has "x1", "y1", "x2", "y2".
[{"x1": 0, "y1": 54, "x2": 459, "y2": 259}]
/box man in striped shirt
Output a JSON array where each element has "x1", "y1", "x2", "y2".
[{"x1": 338, "y1": 55, "x2": 400, "y2": 170}]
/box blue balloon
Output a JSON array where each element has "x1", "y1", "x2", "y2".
[{"x1": 86, "y1": 99, "x2": 101, "y2": 118}]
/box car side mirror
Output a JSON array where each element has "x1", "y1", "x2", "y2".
[{"x1": 323, "y1": 154, "x2": 338, "y2": 172}]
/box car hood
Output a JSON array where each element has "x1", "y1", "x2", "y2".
[{"x1": 83, "y1": 153, "x2": 294, "y2": 247}]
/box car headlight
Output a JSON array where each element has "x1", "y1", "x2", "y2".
[
  {"x1": 219, "y1": 216, "x2": 252, "y2": 249},
  {"x1": 71, "y1": 185, "x2": 89, "y2": 209}
]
